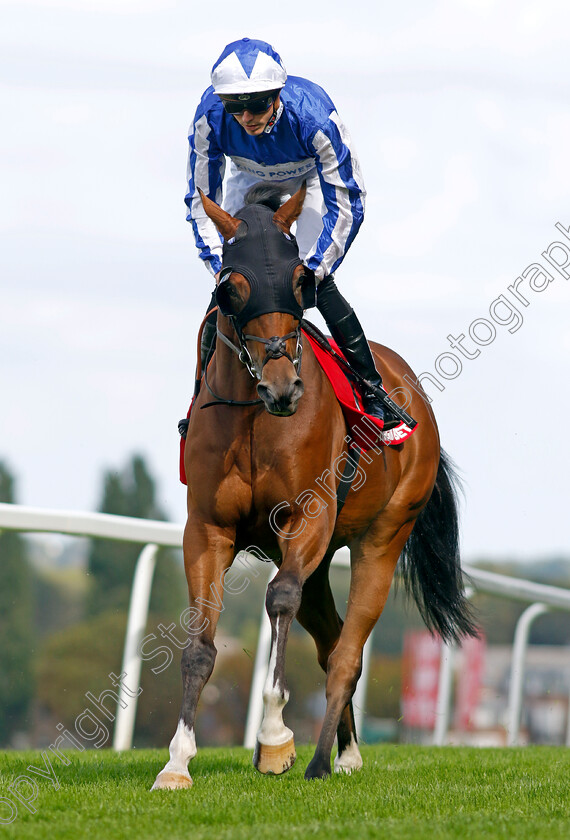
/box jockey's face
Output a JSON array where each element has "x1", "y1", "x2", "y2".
[{"x1": 222, "y1": 93, "x2": 280, "y2": 137}]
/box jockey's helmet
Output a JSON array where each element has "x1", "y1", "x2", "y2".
[{"x1": 211, "y1": 38, "x2": 287, "y2": 95}]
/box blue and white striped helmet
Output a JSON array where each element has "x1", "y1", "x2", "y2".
[{"x1": 211, "y1": 38, "x2": 287, "y2": 94}]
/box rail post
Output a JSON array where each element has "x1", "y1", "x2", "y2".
[
  {"x1": 433, "y1": 642, "x2": 455, "y2": 745},
  {"x1": 113, "y1": 543, "x2": 158, "y2": 751},
  {"x1": 353, "y1": 633, "x2": 374, "y2": 738},
  {"x1": 243, "y1": 565, "x2": 278, "y2": 749},
  {"x1": 506, "y1": 602, "x2": 549, "y2": 747}
]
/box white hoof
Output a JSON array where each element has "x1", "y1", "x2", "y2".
[
  {"x1": 152, "y1": 720, "x2": 197, "y2": 790},
  {"x1": 151, "y1": 769, "x2": 193, "y2": 790}
]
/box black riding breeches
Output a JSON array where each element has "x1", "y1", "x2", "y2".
[{"x1": 315, "y1": 275, "x2": 353, "y2": 325}]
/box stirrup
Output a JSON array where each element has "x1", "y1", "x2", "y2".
[
  {"x1": 178, "y1": 418, "x2": 189, "y2": 439},
  {"x1": 362, "y1": 391, "x2": 401, "y2": 430}
]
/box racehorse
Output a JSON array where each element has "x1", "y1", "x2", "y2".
[{"x1": 152, "y1": 184, "x2": 476, "y2": 789}]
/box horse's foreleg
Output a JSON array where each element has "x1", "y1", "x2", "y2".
[
  {"x1": 151, "y1": 519, "x2": 234, "y2": 791},
  {"x1": 296, "y1": 559, "x2": 362, "y2": 774},
  {"x1": 151, "y1": 635, "x2": 215, "y2": 790},
  {"x1": 305, "y1": 521, "x2": 414, "y2": 780},
  {"x1": 253, "y1": 569, "x2": 302, "y2": 775}
]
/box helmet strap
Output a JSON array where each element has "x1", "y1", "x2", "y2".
[{"x1": 264, "y1": 100, "x2": 283, "y2": 134}]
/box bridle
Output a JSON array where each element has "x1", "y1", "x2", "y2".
[
  {"x1": 216, "y1": 319, "x2": 303, "y2": 379},
  {"x1": 201, "y1": 314, "x2": 303, "y2": 409}
]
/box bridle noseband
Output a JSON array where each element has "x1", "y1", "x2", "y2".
[
  {"x1": 215, "y1": 318, "x2": 303, "y2": 381},
  {"x1": 201, "y1": 315, "x2": 303, "y2": 409}
]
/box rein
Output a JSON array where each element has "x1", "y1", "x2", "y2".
[{"x1": 201, "y1": 317, "x2": 303, "y2": 410}]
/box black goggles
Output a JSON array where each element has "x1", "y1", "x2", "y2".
[{"x1": 221, "y1": 92, "x2": 277, "y2": 115}]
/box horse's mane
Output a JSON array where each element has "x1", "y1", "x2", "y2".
[{"x1": 244, "y1": 183, "x2": 286, "y2": 212}]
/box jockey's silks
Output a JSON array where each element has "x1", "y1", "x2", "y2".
[{"x1": 186, "y1": 76, "x2": 366, "y2": 281}]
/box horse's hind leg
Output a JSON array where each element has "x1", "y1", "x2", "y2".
[
  {"x1": 305, "y1": 521, "x2": 415, "y2": 780},
  {"x1": 252, "y1": 518, "x2": 335, "y2": 776},
  {"x1": 296, "y1": 559, "x2": 362, "y2": 774}
]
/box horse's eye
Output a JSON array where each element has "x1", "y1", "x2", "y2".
[{"x1": 216, "y1": 276, "x2": 248, "y2": 316}]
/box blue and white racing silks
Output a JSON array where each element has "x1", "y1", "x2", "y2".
[{"x1": 185, "y1": 76, "x2": 366, "y2": 280}]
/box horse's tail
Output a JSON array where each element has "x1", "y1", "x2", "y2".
[{"x1": 399, "y1": 450, "x2": 478, "y2": 643}]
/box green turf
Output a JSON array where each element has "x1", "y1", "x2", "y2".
[{"x1": 1, "y1": 745, "x2": 570, "y2": 839}]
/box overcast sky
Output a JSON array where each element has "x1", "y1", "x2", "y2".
[{"x1": 1, "y1": 0, "x2": 569, "y2": 562}]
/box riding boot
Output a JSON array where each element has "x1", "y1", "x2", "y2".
[
  {"x1": 193, "y1": 293, "x2": 218, "y2": 399},
  {"x1": 180, "y1": 295, "x2": 218, "y2": 439},
  {"x1": 316, "y1": 277, "x2": 400, "y2": 429}
]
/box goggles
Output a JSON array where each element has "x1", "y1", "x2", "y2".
[{"x1": 221, "y1": 92, "x2": 277, "y2": 115}]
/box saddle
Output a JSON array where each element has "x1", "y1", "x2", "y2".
[{"x1": 300, "y1": 321, "x2": 417, "y2": 452}]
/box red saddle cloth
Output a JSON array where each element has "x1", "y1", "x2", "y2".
[
  {"x1": 303, "y1": 331, "x2": 417, "y2": 453},
  {"x1": 179, "y1": 331, "x2": 417, "y2": 484}
]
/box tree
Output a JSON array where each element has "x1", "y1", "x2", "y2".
[
  {"x1": 86, "y1": 454, "x2": 184, "y2": 617},
  {"x1": 37, "y1": 610, "x2": 182, "y2": 748},
  {"x1": 35, "y1": 454, "x2": 186, "y2": 748},
  {"x1": 0, "y1": 462, "x2": 35, "y2": 745}
]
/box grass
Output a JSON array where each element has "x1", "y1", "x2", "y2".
[{"x1": 1, "y1": 745, "x2": 570, "y2": 839}]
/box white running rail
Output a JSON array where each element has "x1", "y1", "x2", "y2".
[{"x1": 1, "y1": 503, "x2": 569, "y2": 749}]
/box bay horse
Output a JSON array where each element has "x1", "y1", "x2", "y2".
[{"x1": 152, "y1": 184, "x2": 476, "y2": 788}]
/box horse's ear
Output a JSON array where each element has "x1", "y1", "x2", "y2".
[
  {"x1": 198, "y1": 188, "x2": 242, "y2": 241},
  {"x1": 273, "y1": 182, "x2": 307, "y2": 234}
]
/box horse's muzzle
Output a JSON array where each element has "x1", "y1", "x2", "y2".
[{"x1": 257, "y1": 376, "x2": 304, "y2": 416}]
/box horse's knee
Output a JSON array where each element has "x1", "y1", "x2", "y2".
[
  {"x1": 181, "y1": 636, "x2": 216, "y2": 684},
  {"x1": 265, "y1": 573, "x2": 302, "y2": 621}
]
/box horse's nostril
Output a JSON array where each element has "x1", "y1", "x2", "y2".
[
  {"x1": 292, "y1": 378, "x2": 304, "y2": 397},
  {"x1": 257, "y1": 378, "x2": 304, "y2": 415}
]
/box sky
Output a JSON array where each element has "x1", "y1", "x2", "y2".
[{"x1": 1, "y1": 0, "x2": 569, "y2": 562}]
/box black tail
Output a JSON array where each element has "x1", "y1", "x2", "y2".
[{"x1": 399, "y1": 450, "x2": 478, "y2": 643}]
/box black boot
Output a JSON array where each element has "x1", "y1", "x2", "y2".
[
  {"x1": 193, "y1": 294, "x2": 218, "y2": 400},
  {"x1": 328, "y1": 311, "x2": 401, "y2": 429},
  {"x1": 316, "y1": 277, "x2": 400, "y2": 429},
  {"x1": 180, "y1": 298, "x2": 218, "y2": 438},
  {"x1": 199, "y1": 318, "x2": 217, "y2": 379}
]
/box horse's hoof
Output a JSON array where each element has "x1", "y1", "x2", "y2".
[
  {"x1": 253, "y1": 737, "x2": 296, "y2": 775},
  {"x1": 304, "y1": 757, "x2": 331, "y2": 780},
  {"x1": 151, "y1": 770, "x2": 193, "y2": 790}
]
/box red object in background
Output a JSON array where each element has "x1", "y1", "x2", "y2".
[
  {"x1": 401, "y1": 631, "x2": 442, "y2": 729},
  {"x1": 454, "y1": 634, "x2": 486, "y2": 731}
]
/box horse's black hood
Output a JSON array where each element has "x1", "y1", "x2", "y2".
[{"x1": 216, "y1": 203, "x2": 315, "y2": 329}]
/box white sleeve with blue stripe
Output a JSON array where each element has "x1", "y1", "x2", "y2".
[
  {"x1": 185, "y1": 112, "x2": 226, "y2": 277},
  {"x1": 304, "y1": 110, "x2": 366, "y2": 280},
  {"x1": 185, "y1": 81, "x2": 366, "y2": 280}
]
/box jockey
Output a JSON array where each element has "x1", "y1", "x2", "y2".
[{"x1": 186, "y1": 37, "x2": 397, "y2": 425}]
